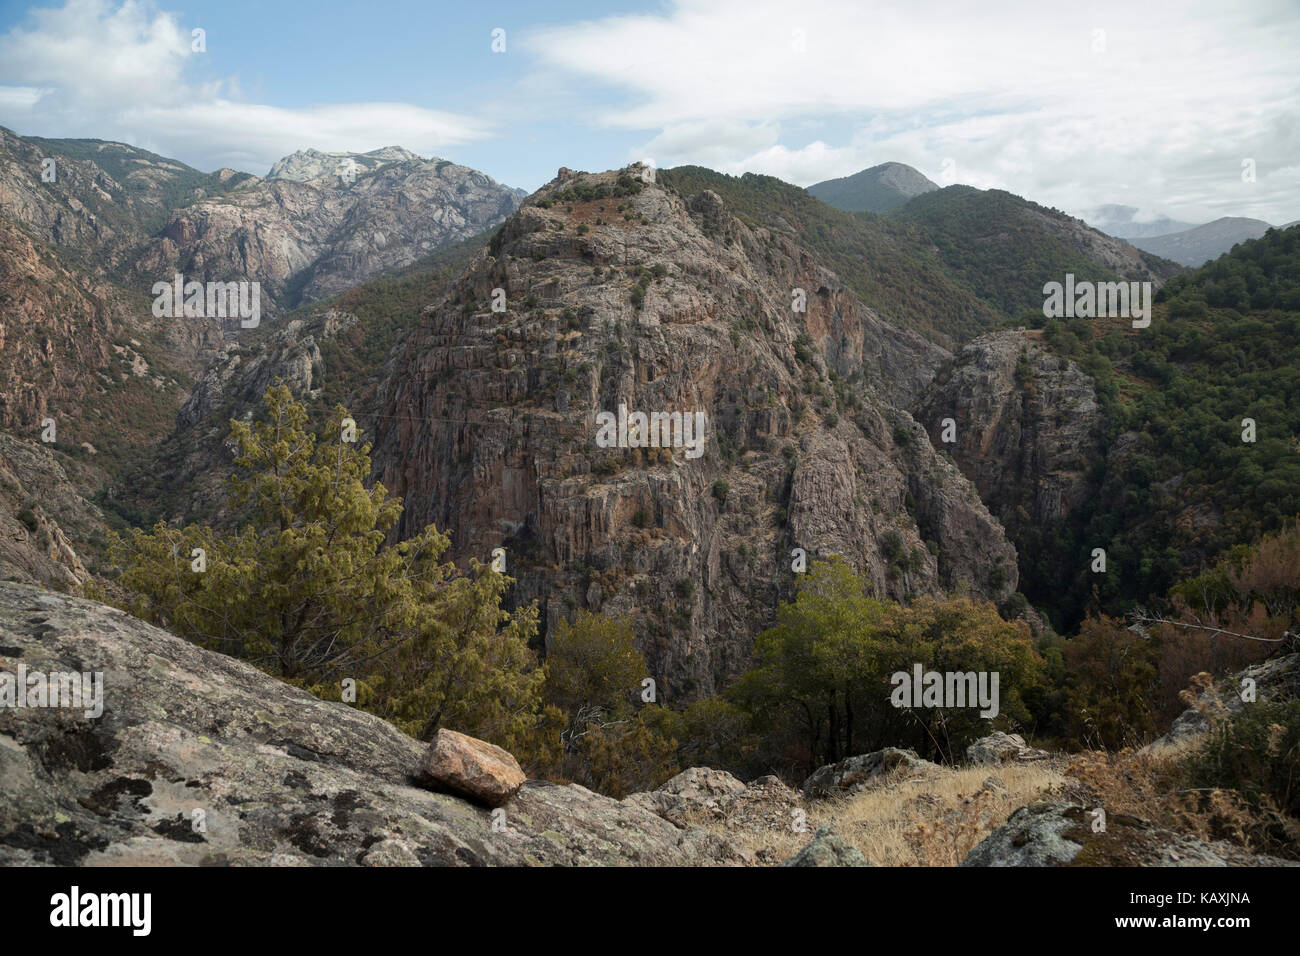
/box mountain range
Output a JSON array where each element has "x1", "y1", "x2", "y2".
[{"x1": 3, "y1": 126, "x2": 1300, "y2": 869}]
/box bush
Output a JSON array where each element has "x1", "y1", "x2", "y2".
[{"x1": 1187, "y1": 695, "x2": 1300, "y2": 819}]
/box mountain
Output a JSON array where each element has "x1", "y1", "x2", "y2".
[
  {"x1": 267, "y1": 145, "x2": 426, "y2": 181},
  {"x1": 1086, "y1": 204, "x2": 1196, "y2": 239},
  {"x1": 662, "y1": 166, "x2": 1001, "y2": 344},
  {"x1": 0, "y1": 127, "x2": 526, "y2": 482},
  {"x1": 807, "y1": 162, "x2": 939, "y2": 213},
  {"x1": 662, "y1": 169, "x2": 1176, "y2": 347},
  {"x1": 133, "y1": 163, "x2": 1026, "y2": 697},
  {"x1": 1126, "y1": 216, "x2": 1275, "y2": 267},
  {"x1": 134, "y1": 150, "x2": 525, "y2": 314},
  {"x1": 367, "y1": 164, "x2": 1018, "y2": 696}
]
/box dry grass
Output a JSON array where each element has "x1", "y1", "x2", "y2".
[
  {"x1": 705, "y1": 762, "x2": 1066, "y2": 866},
  {"x1": 1065, "y1": 735, "x2": 1300, "y2": 858}
]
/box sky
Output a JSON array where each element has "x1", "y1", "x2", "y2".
[{"x1": 1, "y1": 0, "x2": 1297, "y2": 226}]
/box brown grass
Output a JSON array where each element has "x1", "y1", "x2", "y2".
[{"x1": 704, "y1": 762, "x2": 1065, "y2": 866}]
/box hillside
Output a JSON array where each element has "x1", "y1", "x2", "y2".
[
  {"x1": 1128, "y1": 216, "x2": 1275, "y2": 267},
  {"x1": 882, "y1": 186, "x2": 1183, "y2": 318},
  {"x1": 807, "y1": 162, "x2": 938, "y2": 213},
  {"x1": 928, "y1": 225, "x2": 1300, "y2": 627},
  {"x1": 662, "y1": 168, "x2": 1181, "y2": 346}
]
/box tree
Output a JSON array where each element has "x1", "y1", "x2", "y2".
[
  {"x1": 544, "y1": 610, "x2": 646, "y2": 722},
  {"x1": 732, "y1": 557, "x2": 889, "y2": 769},
  {"x1": 109, "y1": 383, "x2": 544, "y2": 751},
  {"x1": 732, "y1": 557, "x2": 1046, "y2": 770},
  {"x1": 541, "y1": 610, "x2": 678, "y2": 795}
]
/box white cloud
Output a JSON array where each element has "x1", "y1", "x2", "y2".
[
  {"x1": 526, "y1": 0, "x2": 1300, "y2": 223},
  {"x1": 0, "y1": 0, "x2": 493, "y2": 173}
]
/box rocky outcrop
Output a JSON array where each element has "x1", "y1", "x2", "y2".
[
  {"x1": 782, "y1": 826, "x2": 868, "y2": 866},
  {"x1": 965, "y1": 732, "x2": 1051, "y2": 765},
  {"x1": 0, "y1": 433, "x2": 104, "y2": 590},
  {"x1": 917, "y1": 329, "x2": 1105, "y2": 616},
  {"x1": 416, "y1": 729, "x2": 526, "y2": 807},
  {"x1": 371, "y1": 165, "x2": 1017, "y2": 697},
  {"x1": 626, "y1": 769, "x2": 801, "y2": 837},
  {"x1": 802, "y1": 747, "x2": 941, "y2": 799},
  {"x1": 624, "y1": 767, "x2": 747, "y2": 826},
  {"x1": 961, "y1": 801, "x2": 1296, "y2": 867},
  {"x1": 0, "y1": 582, "x2": 746, "y2": 866}
]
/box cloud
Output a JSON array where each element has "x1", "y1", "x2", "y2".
[
  {"x1": 525, "y1": 0, "x2": 1300, "y2": 222},
  {"x1": 0, "y1": 0, "x2": 494, "y2": 173}
]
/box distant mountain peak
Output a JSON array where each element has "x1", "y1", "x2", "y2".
[
  {"x1": 807, "y1": 162, "x2": 939, "y2": 213},
  {"x1": 266, "y1": 145, "x2": 432, "y2": 182},
  {"x1": 1125, "y1": 216, "x2": 1274, "y2": 267},
  {"x1": 1086, "y1": 204, "x2": 1197, "y2": 239}
]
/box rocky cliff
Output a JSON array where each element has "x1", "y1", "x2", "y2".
[
  {"x1": 916, "y1": 329, "x2": 1105, "y2": 609},
  {"x1": 369, "y1": 165, "x2": 1019, "y2": 697},
  {"x1": 0, "y1": 217, "x2": 218, "y2": 478}
]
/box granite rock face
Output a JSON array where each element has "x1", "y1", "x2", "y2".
[
  {"x1": 918, "y1": 329, "x2": 1104, "y2": 558},
  {"x1": 0, "y1": 582, "x2": 746, "y2": 866},
  {"x1": 135, "y1": 150, "x2": 524, "y2": 314},
  {"x1": 371, "y1": 166, "x2": 1018, "y2": 698}
]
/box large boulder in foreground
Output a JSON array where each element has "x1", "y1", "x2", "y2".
[
  {"x1": 961, "y1": 802, "x2": 1297, "y2": 867},
  {"x1": 0, "y1": 582, "x2": 744, "y2": 866},
  {"x1": 802, "y1": 747, "x2": 939, "y2": 799},
  {"x1": 416, "y1": 729, "x2": 525, "y2": 808}
]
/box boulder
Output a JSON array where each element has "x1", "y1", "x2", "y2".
[
  {"x1": 623, "y1": 767, "x2": 747, "y2": 828},
  {"x1": 965, "y1": 732, "x2": 1050, "y2": 765},
  {"x1": 657, "y1": 766, "x2": 747, "y2": 801},
  {"x1": 415, "y1": 729, "x2": 526, "y2": 808},
  {"x1": 802, "y1": 747, "x2": 939, "y2": 799},
  {"x1": 782, "y1": 826, "x2": 868, "y2": 867},
  {"x1": 961, "y1": 802, "x2": 1297, "y2": 867},
  {"x1": 625, "y1": 767, "x2": 803, "y2": 834}
]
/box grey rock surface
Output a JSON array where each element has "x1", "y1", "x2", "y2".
[{"x1": 0, "y1": 582, "x2": 746, "y2": 866}]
